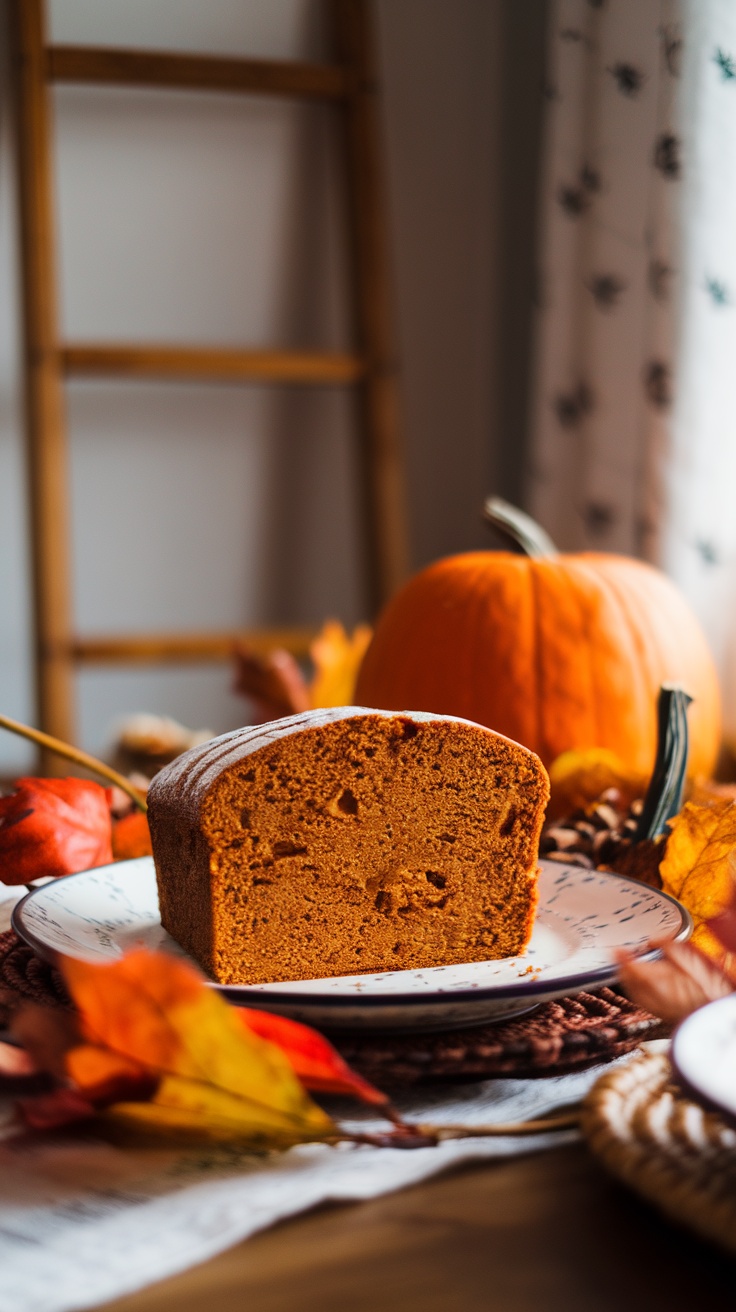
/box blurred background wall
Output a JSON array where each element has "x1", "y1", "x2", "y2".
[{"x1": 0, "y1": 0, "x2": 547, "y2": 773}]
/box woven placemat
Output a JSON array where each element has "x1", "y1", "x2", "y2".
[
  {"x1": 0, "y1": 929, "x2": 70, "y2": 1026},
  {"x1": 334, "y1": 988, "x2": 665, "y2": 1084},
  {"x1": 583, "y1": 1048, "x2": 736, "y2": 1256},
  {"x1": 0, "y1": 928, "x2": 663, "y2": 1080}
]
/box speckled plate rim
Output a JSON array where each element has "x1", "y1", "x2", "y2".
[
  {"x1": 671, "y1": 995, "x2": 736, "y2": 1131},
  {"x1": 11, "y1": 858, "x2": 692, "y2": 1012}
]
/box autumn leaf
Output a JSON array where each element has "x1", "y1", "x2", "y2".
[
  {"x1": 10, "y1": 951, "x2": 388, "y2": 1140},
  {"x1": 6, "y1": 952, "x2": 582, "y2": 1148},
  {"x1": 705, "y1": 859, "x2": 736, "y2": 961},
  {"x1": 18, "y1": 1087, "x2": 101, "y2": 1131},
  {"x1": 233, "y1": 621, "x2": 372, "y2": 723},
  {"x1": 660, "y1": 798, "x2": 736, "y2": 967},
  {"x1": 616, "y1": 941, "x2": 734, "y2": 1025},
  {"x1": 237, "y1": 1008, "x2": 387, "y2": 1106},
  {"x1": 49, "y1": 950, "x2": 336, "y2": 1147},
  {"x1": 310, "y1": 621, "x2": 372, "y2": 710},
  {"x1": 11, "y1": 1002, "x2": 79, "y2": 1079},
  {"x1": 112, "y1": 811, "x2": 152, "y2": 860},
  {"x1": 232, "y1": 646, "x2": 310, "y2": 722},
  {"x1": 0, "y1": 778, "x2": 113, "y2": 885}
]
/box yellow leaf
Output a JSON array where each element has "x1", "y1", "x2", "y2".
[
  {"x1": 660, "y1": 798, "x2": 736, "y2": 966},
  {"x1": 109, "y1": 1073, "x2": 328, "y2": 1145},
  {"x1": 61, "y1": 951, "x2": 335, "y2": 1148},
  {"x1": 547, "y1": 747, "x2": 647, "y2": 821},
  {"x1": 309, "y1": 620, "x2": 373, "y2": 710}
]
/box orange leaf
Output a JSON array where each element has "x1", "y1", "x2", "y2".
[
  {"x1": 65, "y1": 1043, "x2": 159, "y2": 1105},
  {"x1": 547, "y1": 748, "x2": 646, "y2": 822},
  {"x1": 236, "y1": 1009, "x2": 387, "y2": 1105},
  {"x1": 0, "y1": 778, "x2": 113, "y2": 885},
  {"x1": 60, "y1": 950, "x2": 334, "y2": 1147},
  {"x1": 309, "y1": 621, "x2": 373, "y2": 710},
  {"x1": 112, "y1": 811, "x2": 152, "y2": 859},
  {"x1": 660, "y1": 798, "x2": 736, "y2": 969}
]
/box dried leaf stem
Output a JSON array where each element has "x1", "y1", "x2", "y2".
[
  {"x1": 347, "y1": 1109, "x2": 580, "y2": 1149},
  {"x1": 0, "y1": 713, "x2": 147, "y2": 813},
  {"x1": 418, "y1": 1110, "x2": 580, "y2": 1139}
]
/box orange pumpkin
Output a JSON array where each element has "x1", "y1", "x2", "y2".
[{"x1": 356, "y1": 501, "x2": 722, "y2": 779}]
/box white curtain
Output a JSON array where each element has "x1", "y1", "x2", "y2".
[{"x1": 528, "y1": 0, "x2": 736, "y2": 742}]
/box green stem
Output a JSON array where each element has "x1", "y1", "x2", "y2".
[
  {"x1": 633, "y1": 685, "x2": 691, "y2": 842},
  {"x1": 0, "y1": 713, "x2": 147, "y2": 814},
  {"x1": 482, "y1": 497, "x2": 558, "y2": 559}
]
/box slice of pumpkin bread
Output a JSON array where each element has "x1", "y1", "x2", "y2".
[{"x1": 148, "y1": 707, "x2": 549, "y2": 985}]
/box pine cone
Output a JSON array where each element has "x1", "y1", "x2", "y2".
[{"x1": 541, "y1": 788, "x2": 664, "y2": 887}]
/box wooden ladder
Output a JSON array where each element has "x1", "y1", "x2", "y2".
[{"x1": 10, "y1": 0, "x2": 408, "y2": 762}]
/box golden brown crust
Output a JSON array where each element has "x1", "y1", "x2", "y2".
[{"x1": 148, "y1": 707, "x2": 549, "y2": 985}]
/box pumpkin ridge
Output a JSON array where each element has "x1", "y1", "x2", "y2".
[
  {"x1": 468, "y1": 558, "x2": 495, "y2": 730},
  {"x1": 560, "y1": 557, "x2": 600, "y2": 753},
  {"x1": 467, "y1": 559, "x2": 495, "y2": 726},
  {"x1": 528, "y1": 559, "x2": 545, "y2": 763},
  {"x1": 568, "y1": 556, "x2": 650, "y2": 766},
  {"x1": 594, "y1": 554, "x2": 720, "y2": 777},
  {"x1": 579, "y1": 556, "x2": 659, "y2": 764}
]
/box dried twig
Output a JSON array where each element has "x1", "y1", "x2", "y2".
[{"x1": 0, "y1": 713, "x2": 147, "y2": 814}]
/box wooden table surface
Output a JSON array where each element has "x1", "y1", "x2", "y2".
[{"x1": 98, "y1": 1140, "x2": 735, "y2": 1312}]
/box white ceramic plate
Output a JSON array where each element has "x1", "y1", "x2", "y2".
[
  {"x1": 12, "y1": 857, "x2": 690, "y2": 1032},
  {"x1": 672, "y1": 995, "x2": 736, "y2": 1127}
]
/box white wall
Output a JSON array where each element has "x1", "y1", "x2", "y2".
[{"x1": 0, "y1": 0, "x2": 502, "y2": 772}]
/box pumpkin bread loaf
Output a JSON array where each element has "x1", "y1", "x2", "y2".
[{"x1": 148, "y1": 707, "x2": 550, "y2": 985}]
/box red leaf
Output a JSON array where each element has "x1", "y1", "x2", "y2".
[
  {"x1": 17, "y1": 1087, "x2": 99, "y2": 1131},
  {"x1": 0, "y1": 778, "x2": 113, "y2": 884},
  {"x1": 236, "y1": 1009, "x2": 387, "y2": 1106}
]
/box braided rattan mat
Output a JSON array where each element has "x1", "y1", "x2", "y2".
[
  {"x1": 0, "y1": 928, "x2": 662, "y2": 1079},
  {"x1": 583, "y1": 1049, "x2": 736, "y2": 1256}
]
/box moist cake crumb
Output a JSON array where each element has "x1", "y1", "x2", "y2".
[{"x1": 148, "y1": 707, "x2": 550, "y2": 985}]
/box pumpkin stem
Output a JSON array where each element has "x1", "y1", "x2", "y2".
[
  {"x1": 482, "y1": 498, "x2": 558, "y2": 559},
  {"x1": 633, "y1": 685, "x2": 692, "y2": 843}
]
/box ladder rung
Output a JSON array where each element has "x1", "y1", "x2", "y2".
[
  {"x1": 61, "y1": 344, "x2": 366, "y2": 385},
  {"x1": 46, "y1": 45, "x2": 351, "y2": 100},
  {"x1": 62, "y1": 629, "x2": 317, "y2": 666}
]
